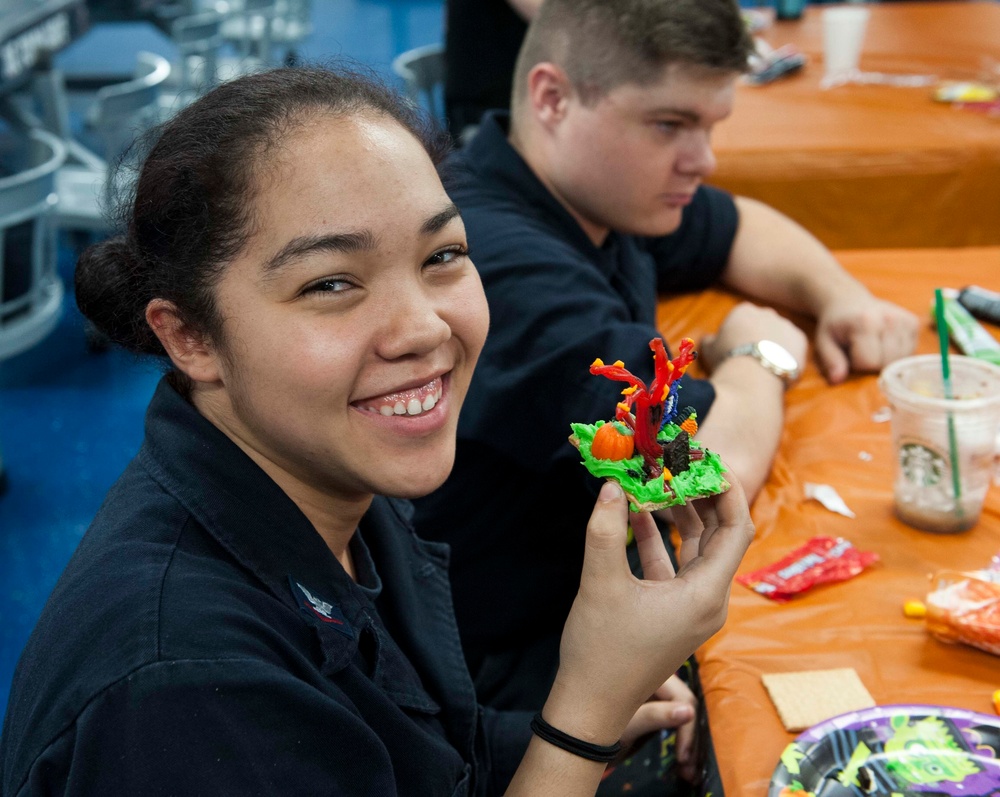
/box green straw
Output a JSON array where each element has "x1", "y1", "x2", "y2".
[{"x1": 934, "y1": 288, "x2": 963, "y2": 517}]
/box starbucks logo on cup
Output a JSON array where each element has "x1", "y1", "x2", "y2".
[{"x1": 900, "y1": 442, "x2": 946, "y2": 487}]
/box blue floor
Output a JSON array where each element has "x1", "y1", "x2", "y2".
[{"x1": 0, "y1": 0, "x2": 444, "y2": 720}]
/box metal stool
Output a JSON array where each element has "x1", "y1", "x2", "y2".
[
  {"x1": 55, "y1": 51, "x2": 172, "y2": 234},
  {"x1": 392, "y1": 43, "x2": 445, "y2": 123},
  {"x1": 0, "y1": 128, "x2": 67, "y2": 493},
  {"x1": 0, "y1": 128, "x2": 67, "y2": 360}
]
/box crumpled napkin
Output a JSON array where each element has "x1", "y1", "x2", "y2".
[{"x1": 804, "y1": 482, "x2": 856, "y2": 518}]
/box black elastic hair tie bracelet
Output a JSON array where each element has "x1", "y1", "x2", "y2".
[{"x1": 529, "y1": 713, "x2": 622, "y2": 763}]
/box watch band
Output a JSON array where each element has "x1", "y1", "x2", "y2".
[
  {"x1": 726, "y1": 343, "x2": 758, "y2": 359},
  {"x1": 723, "y1": 340, "x2": 801, "y2": 387}
]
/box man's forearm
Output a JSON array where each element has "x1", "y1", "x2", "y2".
[
  {"x1": 695, "y1": 355, "x2": 786, "y2": 503},
  {"x1": 723, "y1": 196, "x2": 869, "y2": 318}
]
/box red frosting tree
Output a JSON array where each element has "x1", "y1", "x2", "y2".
[{"x1": 590, "y1": 337, "x2": 696, "y2": 479}]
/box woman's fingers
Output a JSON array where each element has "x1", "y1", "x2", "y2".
[
  {"x1": 579, "y1": 481, "x2": 632, "y2": 587},
  {"x1": 652, "y1": 673, "x2": 696, "y2": 703},
  {"x1": 619, "y1": 698, "x2": 694, "y2": 749},
  {"x1": 653, "y1": 674, "x2": 698, "y2": 774},
  {"x1": 631, "y1": 511, "x2": 675, "y2": 582},
  {"x1": 678, "y1": 478, "x2": 755, "y2": 598},
  {"x1": 619, "y1": 682, "x2": 700, "y2": 783},
  {"x1": 670, "y1": 500, "x2": 705, "y2": 569},
  {"x1": 696, "y1": 477, "x2": 753, "y2": 556}
]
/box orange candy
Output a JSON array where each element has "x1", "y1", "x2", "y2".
[
  {"x1": 680, "y1": 416, "x2": 698, "y2": 436},
  {"x1": 590, "y1": 422, "x2": 635, "y2": 461}
]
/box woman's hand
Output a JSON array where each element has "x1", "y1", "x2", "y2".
[
  {"x1": 619, "y1": 674, "x2": 699, "y2": 782},
  {"x1": 543, "y1": 476, "x2": 754, "y2": 746}
]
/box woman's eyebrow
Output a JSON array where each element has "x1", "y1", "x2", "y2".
[
  {"x1": 421, "y1": 203, "x2": 462, "y2": 236},
  {"x1": 263, "y1": 230, "x2": 378, "y2": 274},
  {"x1": 262, "y1": 204, "x2": 462, "y2": 275}
]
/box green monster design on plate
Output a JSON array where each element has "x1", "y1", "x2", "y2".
[
  {"x1": 768, "y1": 705, "x2": 1000, "y2": 797},
  {"x1": 882, "y1": 715, "x2": 982, "y2": 786}
]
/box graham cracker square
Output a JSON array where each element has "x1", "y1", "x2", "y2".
[{"x1": 761, "y1": 668, "x2": 876, "y2": 732}]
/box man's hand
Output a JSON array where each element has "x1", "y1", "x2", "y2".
[
  {"x1": 815, "y1": 293, "x2": 919, "y2": 384},
  {"x1": 723, "y1": 197, "x2": 919, "y2": 386}
]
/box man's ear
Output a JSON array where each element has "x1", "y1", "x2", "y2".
[
  {"x1": 525, "y1": 62, "x2": 573, "y2": 129},
  {"x1": 145, "y1": 299, "x2": 223, "y2": 384}
]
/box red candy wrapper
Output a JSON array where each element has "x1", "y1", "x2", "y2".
[{"x1": 737, "y1": 536, "x2": 879, "y2": 603}]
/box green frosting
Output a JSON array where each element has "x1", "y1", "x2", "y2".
[{"x1": 569, "y1": 419, "x2": 729, "y2": 510}]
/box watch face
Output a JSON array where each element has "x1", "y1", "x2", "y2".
[{"x1": 757, "y1": 340, "x2": 798, "y2": 373}]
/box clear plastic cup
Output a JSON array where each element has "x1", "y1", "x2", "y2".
[
  {"x1": 878, "y1": 354, "x2": 1000, "y2": 533},
  {"x1": 822, "y1": 6, "x2": 870, "y2": 84}
]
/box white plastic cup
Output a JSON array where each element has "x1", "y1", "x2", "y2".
[
  {"x1": 822, "y1": 6, "x2": 870, "y2": 83},
  {"x1": 879, "y1": 355, "x2": 1000, "y2": 533}
]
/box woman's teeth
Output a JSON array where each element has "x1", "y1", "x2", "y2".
[{"x1": 362, "y1": 381, "x2": 443, "y2": 417}]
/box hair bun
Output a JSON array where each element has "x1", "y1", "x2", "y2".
[{"x1": 74, "y1": 236, "x2": 161, "y2": 355}]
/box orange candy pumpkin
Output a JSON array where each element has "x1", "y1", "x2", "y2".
[{"x1": 590, "y1": 422, "x2": 635, "y2": 461}]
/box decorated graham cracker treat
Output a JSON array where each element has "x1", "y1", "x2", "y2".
[
  {"x1": 762, "y1": 668, "x2": 877, "y2": 732},
  {"x1": 568, "y1": 337, "x2": 729, "y2": 511}
]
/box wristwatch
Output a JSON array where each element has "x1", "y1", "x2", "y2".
[{"x1": 723, "y1": 340, "x2": 801, "y2": 388}]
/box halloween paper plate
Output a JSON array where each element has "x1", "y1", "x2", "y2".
[{"x1": 769, "y1": 705, "x2": 1000, "y2": 796}]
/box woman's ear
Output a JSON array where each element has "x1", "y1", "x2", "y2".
[{"x1": 145, "y1": 299, "x2": 224, "y2": 384}]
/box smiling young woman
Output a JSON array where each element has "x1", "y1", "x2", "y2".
[{"x1": 0, "y1": 67, "x2": 754, "y2": 796}]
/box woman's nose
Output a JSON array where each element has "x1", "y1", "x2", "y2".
[{"x1": 375, "y1": 285, "x2": 451, "y2": 360}]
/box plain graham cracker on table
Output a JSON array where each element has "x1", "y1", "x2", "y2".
[{"x1": 761, "y1": 668, "x2": 876, "y2": 732}]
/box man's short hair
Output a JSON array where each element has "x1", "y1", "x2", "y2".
[{"x1": 512, "y1": 0, "x2": 754, "y2": 107}]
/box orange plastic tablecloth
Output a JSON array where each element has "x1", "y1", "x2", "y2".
[
  {"x1": 656, "y1": 247, "x2": 1000, "y2": 797},
  {"x1": 709, "y1": 3, "x2": 1000, "y2": 249}
]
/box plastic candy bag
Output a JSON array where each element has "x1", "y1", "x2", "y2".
[
  {"x1": 737, "y1": 536, "x2": 879, "y2": 603},
  {"x1": 925, "y1": 557, "x2": 1000, "y2": 657}
]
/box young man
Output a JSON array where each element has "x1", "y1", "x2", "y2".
[{"x1": 417, "y1": 0, "x2": 917, "y2": 718}]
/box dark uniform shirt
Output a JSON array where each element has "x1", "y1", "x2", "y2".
[
  {"x1": 1, "y1": 379, "x2": 531, "y2": 796},
  {"x1": 417, "y1": 112, "x2": 739, "y2": 709}
]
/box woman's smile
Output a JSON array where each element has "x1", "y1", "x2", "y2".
[{"x1": 354, "y1": 374, "x2": 445, "y2": 416}]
